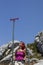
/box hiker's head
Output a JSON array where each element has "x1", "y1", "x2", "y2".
[{"x1": 19, "y1": 41, "x2": 25, "y2": 49}]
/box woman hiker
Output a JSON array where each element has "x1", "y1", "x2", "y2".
[{"x1": 13, "y1": 41, "x2": 26, "y2": 65}]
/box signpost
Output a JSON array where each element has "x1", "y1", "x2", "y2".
[{"x1": 10, "y1": 18, "x2": 19, "y2": 65}]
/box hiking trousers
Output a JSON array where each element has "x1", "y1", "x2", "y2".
[{"x1": 14, "y1": 60, "x2": 25, "y2": 65}]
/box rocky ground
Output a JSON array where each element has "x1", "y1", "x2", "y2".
[
  {"x1": 0, "y1": 59, "x2": 43, "y2": 65},
  {"x1": 0, "y1": 40, "x2": 43, "y2": 65}
]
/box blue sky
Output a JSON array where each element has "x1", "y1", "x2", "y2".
[{"x1": 0, "y1": 0, "x2": 43, "y2": 45}]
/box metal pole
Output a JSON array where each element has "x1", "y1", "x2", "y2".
[
  {"x1": 10, "y1": 18, "x2": 19, "y2": 65},
  {"x1": 11, "y1": 19, "x2": 15, "y2": 65}
]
